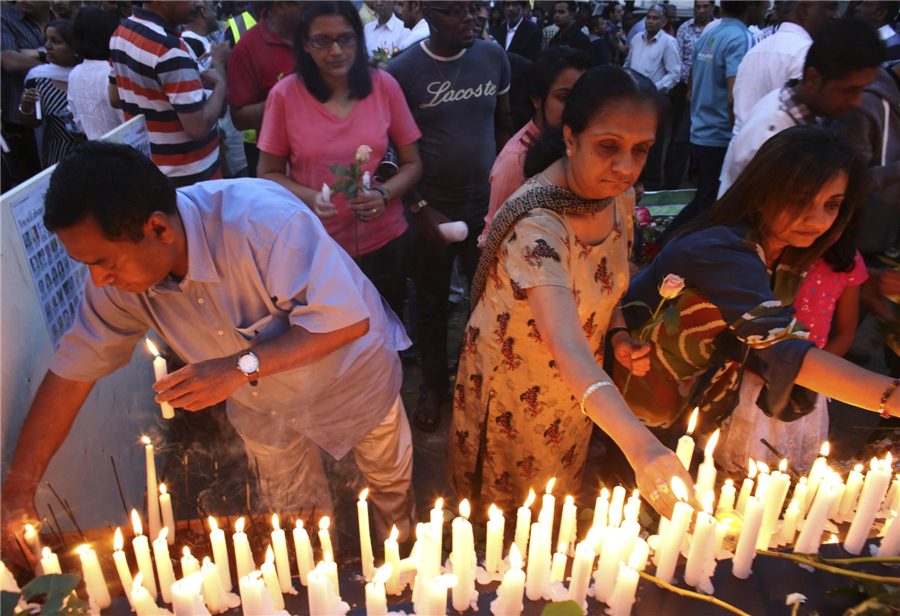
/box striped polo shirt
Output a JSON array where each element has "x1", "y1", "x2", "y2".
[{"x1": 110, "y1": 7, "x2": 220, "y2": 186}]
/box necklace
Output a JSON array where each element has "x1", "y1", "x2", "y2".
[
  {"x1": 427, "y1": 42, "x2": 466, "y2": 91},
  {"x1": 539, "y1": 172, "x2": 556, "y2": 187}
]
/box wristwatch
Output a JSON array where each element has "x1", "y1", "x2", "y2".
[
  {"x1": 37, "y1": 47, "x2": 46, "y2": 62},
  {"x1": 237, "y1": 351, "x2": 260, "y2": 387},
  {"x1": 411, "y1": 199, "x2": 428, "y2": 214}
]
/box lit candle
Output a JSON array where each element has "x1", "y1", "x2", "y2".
[
  {"x1": 568, "y1": 527, "x2": 600, "y2": 609},
  {"x1": 270, "y1": 514, "x2": 291, "y2": 593},
  {"x1": 321, "y1": 551, "x2": 340, "y2": 597},
  {"x1": 651, "y1": 516, "x2": 669, "y2": 566},
  {"x1": 780, "y1": 499, "x2": 800, "y2": 546},
  {"x1": 592, "y1": 487, "x2": 610, "y2": 531},
  {"x1": 261, "y1": 545, "x2": 285, "y2": 612},
  {"x1": 383, "y1": 525, "x2": 401, "y2": 595},
  {"x1": 293, "y1": 519, "x2": 314, "y2": 586},
  {"x1": 539, "y1": 478, "x2": 556, "y2": 529},
  {"x1": 792, "y1": 478, "x2": 809, "y2": 521},
  {"x1": 754, "y1": 461, "x2": 771, "y2": 500},
  {"x1": 146, "y1": 339, "x2": 175, "y2": 419},
  {"x1": 131, "y1": 573, "x2": 160, "y2": 616},
  {"x1": 159, "y1": 484, "x2": 175, "y2": 545},
  {"x1": 695, "y1": 429, "x2": 720, "y2": 502},
  {"x1": 22, "y1": 524, "x2": 41, "y2": 563},
  {"x1": 795, "y1": 471, "x2": 840, "y2": 554},
  {"x1": 716, "y1": 479, "x2": 736, "y2": 516},
  {"x1": 132, "y1": 510, "x2": 158, "y2": 600},
  {"x1": 655, "y1": 478, "x2": 693, "y2": 584},
  {"x1": 805, "y1": 441, "x2": 830, "y2": 517},
  {"x1": 880, "y1": 511, "x2": 900, "y2": 557},
  {"x1": 608, "y1": 562, "x2": 639, "y2": 616},
  {"x1": 558, "y1": 495, "x2": 577, "y2": 555},
  {"x1": 732, "y1": 495, "x2": 764, "y2": 579},
  {"x1": 492, "y1": 544, "x2": 525, "y2": 616},
  {"x1": 525, "y1": 521, "x2": 550, "y2": 601},
  {"x1": 200, "y1": 557, "x2": 224, "y2": 614},
  {"x1": 451, "y1": 499, "x2": 476, "y2": 612},
  {"x1": 839, "y1": 464, "x2": 865, "y2": 521},
  {"x1": 208, "y1": 517, "x2": 232, "y2": 591},
  {"x1": 629, "y1": 538, "x2": 649, "y2": 571},
  {"x1": 829, "y1": 478, "x2": 847, "y2": 521},
  {"x1": 109, "y1": 529, "x2": 135, "y2": 610},
  {"x1": 357, "y1": 489, "x2": 375, "y2": 581},
  {"x1": 485, "y1": 504, "x2": 505, "y2": 573},
  {"x1": 78, "y1": 544, "x2": 112, "y2": 609},
  {"x1": 736, "y1": 459, "x2": 757, "y2": 516},
  {"x1": 714, "y1": 516, "x2": 732, "y2": 559},
  {"x1": 40, "y1": 546, "x2": 61, "y2": 575},
  {"x1": 845, "y1": 455, "x2": 893, "y2": 554},
  {"x1": 172, "y1": 571, "x2": 211, "y2": 616},
  {"x1": 685, "y1": 493, "x2": 716, "y2": 589},
  {"x1": 594, "y1": 525, "x2": 623, "y2": 603},
  {"x1": 318, "y1": 517, "x2": 334, "y2": 562},
  {"x1": 233, "y1": 517, "x2": 255, "y2": 584},
  {"x1": 756, "y1": 458, "x2": 791, "y2": 550},
  {"x1": 142, "y1": 437, "x2": 162, "y2": 545},
  {"x1": 424, "y1": 574, "x2": 457, "y2": 616},
  {"x1": 365, "y1": 564, "x2": 392, "y2": 616},
  {"x1": 307, "y1": 564, "x2": 333, "y2": 616},
  {"x1": 239, "y1": 571, "x2": 271, "y2": 616},
  {"x1": 321, "y1": 183, "x2": 331, "y2": 204},
  {"x1": 514, "y1": 490, "x2": 535, "y2": 560},
  {"x1": 618, "y1": 500, "x2": 642, "y2": 566},
  {"x1": 675, "y1": 408, "x2": 698, "y2": 470},
  {"x1": 608, "y1": 485, "x2": 627, "y2": 528},
  {"x1": 153, "y1": 528, "x2": 176, "y2": 604},
  {"x1": 431, "y1": 498, "x2": 444, "y2": 566},
  {"x1": 550, "y1": 541, "x2": 567, "y2": 583},
  {"x1": 884, "y1": 475, "x2": 900, "y2": 517}
]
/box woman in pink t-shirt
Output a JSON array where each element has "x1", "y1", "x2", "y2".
[{"x1": 258, "y1": 1, "x2": 422, "y2": 319}]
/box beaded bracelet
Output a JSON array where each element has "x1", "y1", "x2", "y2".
[
  {"x1": 879, "y1": 378, "x2": 900, "y2": 419},
  {"x1": 580, "y1": 380, "x2": 614, "y2": 414}
]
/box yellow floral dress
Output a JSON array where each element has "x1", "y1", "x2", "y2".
[{"x1": 447, "y1": 179, "x2": 634, "y2": 509}]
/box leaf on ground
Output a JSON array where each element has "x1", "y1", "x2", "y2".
[
  {"x1": 21, "y1": 573, "x2": 81, "y2": 616},
  {"x1": 540, "y1": 600, "x2": 586, "y2": 616}
]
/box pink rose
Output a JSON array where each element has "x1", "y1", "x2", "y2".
[
  {"x1": 635, "y1": 206, "x2": 651, "y2": 227},
  {"x1": 658, "y1": 273, "x2": 685, "y2": 300},
  {"x1": 355, "y1": 145, "x2": 372, "y2": 165}
]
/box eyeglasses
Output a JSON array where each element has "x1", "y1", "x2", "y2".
[
  {"x1": 424, "y1": 3, "x2": 478, "y2": 20},
  {"x1": 307, "y1": 33, "x2": 358, "y2": 49}
]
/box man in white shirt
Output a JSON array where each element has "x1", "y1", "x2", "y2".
[
  {"x1": 856, "y1": 1, "x2": 900, "y2": 60},
  {"x1": 364, "y1": 0, "x2": 410, "y2": 58},
  {"x1": 731, "y1": 1, "x2": 838, "y2": 135},
  {"x1": 398, "y1": 0, "x2": 429, "y2": 50},
  {"x1": 623, "y1": 4, "x2": 679, "y2": 92}
]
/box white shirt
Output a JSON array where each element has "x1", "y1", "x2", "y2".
[
  {"x1": 66, "y1": 59, "x2": 124, "y2": 140},
  {"x1": 399, "y1": 17, "x2": 430, "y2": 51},
  {"x1": 505, "y1": 16, "x2": 523, "y2": 50},
  {"x1": 732, "y1": 22, "x2": 812, "y2": 135},
  {"x1": 623, "y1": 29, "x2": 680, "y2": 93},
  {"x1": 364, "y1": 13, "x2": 410, "y2": 57}
]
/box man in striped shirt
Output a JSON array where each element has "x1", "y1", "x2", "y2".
[{"x1": 109, "y1": 1, "x2": 227, "y2": 186}]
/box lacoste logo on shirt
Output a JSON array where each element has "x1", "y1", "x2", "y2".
[{"x1": 420, "y1": 80, "x2": 499, "y2": 108}]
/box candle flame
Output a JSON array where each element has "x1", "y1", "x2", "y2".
[
  {"x1": 748, "y1": 458, "x2": 757, "y2": 478},
  {"x1": 160, "y1": 483, "x2": 167, "y2": 496},
  {"x1": 671, "y1": 477, "x2": 688, "y2": 502},
  {"x1": 236, "y1": 517, "x2": 245, "y2": 533},
  {"x1": 757, "y1": 461, "x2": 769, "y2": 474},
  {"x1": 855, "y1": 464, "x2": 864, "y2": 473},
  {"x1": 546, "y1": 478, "x2": 556, "y2": 494},
  {"x1": 42, "y1": 547, "x2": 51, "y2": 559},
  {"x1": 826, "y1": 534, "x2": 839, "y2": 544},
  {"x1": 141, "y1": 436, "x2": 151, "y2": 445},
  {"x1": 632, "y1": 489, "x2": 640, "y2": 500},
  {"x1": 820, "y1": 441, "x2": 830, "y2": 457},
  {"x1": 114, "y1": 528, "x2": 123, "y2": 551},
  {"x1": 488, "y1": 504, "x2": 502, "y2": 522},
  {"x1": 872, "y1": 457, "x2": 879, "y2": 472},
  {"x1": 524, "y1": 489, "x2": 536, "y2": 508},
  {"x1": 800, "y1": 476, "x2": 807, "y2": 485},
  {"x1": 509, "y1": 543, "x2": 522, "y2": 570},
  {"x1": 319, "y1": 517, "x2": 330, "y2": 531},
  {"x1": 203, "y1": 556, "x2": 212, "y2": 567},
  {"x1": 134, "y1": 572, "x2": 143, "y2": 593},
  {"x1": 389, "y1": 525, "x2": 399, "y2": 542},
  {"x1": 360, "y1": 488, "x2": 369, "y2": 502},
  {"x1": 778, "y1": 458, "x2": 787, "y2": 473},
  {"x1": 585, "y1": 525, "x2": 603, "y2": 548},
  {"x1": 565, "y1": 495, "x2": 575, "y2": 506},
  {"x1": 702, "y1": 491, "x2": 714, "y2": 515},
  {"x1": 266, "y1": 545, "x2": 274, "y2": 565},
  {"x1": 158, "y1": 527, "x2": 168, "y2": 542},
  {"x1": 725, "y1": 479, "x2": 733, "y2": 487},
  {"x1": 374, "y1": 563, "x2": 393, "y2": 585},
  {"x1": 77, "y1": 544, "x2": 89, "y2": 556},
  {"x1": 687, "y1": 408, "x2": 698, "y2": 436},
  {"x1": 209, "y1": 516, "x2": 219, "y2": 533},
  {"x1": 325, "y1": 550, "x2": 333, "y2": 565},
  {"x1": 24, "y1": 524, "x2": 34, "y2": 533},
  {"x1": 145, "y1": 338, "x2": 161, "y2": 357},
  {"x1": 435, "y1": 498, "x2": 444, "y2": 510},
  {"x1": 183, "y1": 546, "x2": 191, "y2": 558},
  {"x1": 437, "y1": 574, "x2": 458, "y2": 589},
  {"x1": 789, "y1": 498, "x2": 799, "y2": 510},
  {"x1": 600, "y1": 487, "x2": 610, "y2": 500},
  {"x1": 131, "y1": 509, "x2": 142, "y2": 536},
  {"x1": 296, "y1": 519, "x2": 304, "y2": 530},
  {"x1": 557, "y1": 541, "x2": 566, "y2": 554},
  {"x1": 704, "y1": 429, "x2": 720, "y2": 458},
  {"x1": 272, "y1": 514, "x2": 280, "y2": 531},
  {"x1": 888, "y1": 452, "x2": 894, "y2": 467},
  {"x1": 460, "y1": 499, "x2": 470, "y2": 520}
]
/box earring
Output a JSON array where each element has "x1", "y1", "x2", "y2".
[{"x1": 566, "y1": 149, "x2": 572, "y2": 156}]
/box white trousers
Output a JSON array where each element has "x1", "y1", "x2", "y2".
[{"x1": 240, "y1": 395, "x2": 415, "y2": 542}]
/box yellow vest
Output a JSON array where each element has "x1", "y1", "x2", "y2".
[{"x1": 226, "y1": 11, "x2": 259, "y2": 143}]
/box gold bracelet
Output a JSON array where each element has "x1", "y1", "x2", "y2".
[{"x1": 580, "y1": 380, "x2": 614, "y2": 414}]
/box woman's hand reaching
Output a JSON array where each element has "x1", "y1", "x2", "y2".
[{"x1": 612, "y1": 330, "x2": 651, "y2": 376}]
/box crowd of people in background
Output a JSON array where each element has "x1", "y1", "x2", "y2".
[{"x1": 5, "y1": 0, "x2": 900, "y2": 541}]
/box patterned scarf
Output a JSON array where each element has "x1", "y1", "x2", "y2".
[{"x1": 470, "y1": 184, "x2": 612, "y2": 309}]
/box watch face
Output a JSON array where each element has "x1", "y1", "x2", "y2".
[{"x1": 238, "y1": 353, "x2": 259, "y2": 374}]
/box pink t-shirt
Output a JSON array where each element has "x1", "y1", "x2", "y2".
[
  {"x1": 258, "y1": 69, "x2": 421, "y2": 256},
  {"x1": 793, "y1": 251, "x2": 868, "y2": 349},
  {"x1": 484, "y1": 119, "x2": 541, "y2": 229}
]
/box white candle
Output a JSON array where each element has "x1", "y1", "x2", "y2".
[
  {"x1": 485, "y1": 504, "x2": 505, "y2": 574},
  {"x1": 736, "y1": 459, "x2": 757, "y2": 516},
  {"x1": 132, "y1": 510, "x2": 158, "y2": 600},
  {"x1": 880, "y1": 511, "x2": 900, "y2": 557},
  {"x1": 159, "y1": 484, "x2": 175, "y2": 546},
  {"x1": 618, "y1": 517, "x2": 642, "y2": 567},
  {"x1": 884, "y1": 476, "x2": 900, "y2": 517},
  {"x1": 451, "y1": 499, "x2": 476, "y2": 612},
  {"x1": 685, "y1": 493, "x2": 716, "y2": 588},
  {"x1": 141, "y1": 437, "x2": 163, "y2": 545},
  {"x1": 568, "y1": 528, "x2": 600, "y2": 609},
  {"x1": 318, "y1": 517, "x2": 334, "y2": 563},
  {"x1": 357, "y1": 489, "x2": 375, "y2": 581},
  {"x1": 153, "y1": 528, "x2": 176, "y2": 604},
  {"x1": 261, "y1": 545, "x2": 285, "y2": 612},
  {"x1": 22, "y1": 524, "x2": 41, "y2": 563},
  {"x1": 539, "y1": 478, "x2": 556, "y2": 529},
  {"x1": 492, "y1": 544, "x2": 525, "y2": 616},
  {"x1": 732, "y1": 495, "x2": 764, "y2": 579},
  {"x1": 321, "y1": 551, "x2": 340, "y2": 597},
  {"x1": 239, "y1": 571, "x2": 271, "y2": 616},
  {"x1": 558, "y1": 495, "x2": 578, "y2": 554},
  {"x1": 795, "y1": 472, "x2": 840, "y2": 554},
  {"x1": 78, "y1": 544, "x2": 112, "y2": 609},
  {"x1": 839, "y1": 464, "x2": 865, "y2": 520},
  {"x1": 146, "y1": 340, "x2": 175, "y2": 419},
  {"x1": 592, "y1": 488, "x2": 610, "y2": 531},
  {"x1": 321, "y1": 183, "x2": 331, "y2": 204},
  {"x1": 716, "y1": 479, "x2": 736, "y2": 516},
  {"x1": 131, "y1": 573, "x2": 160, "y2": 616},
  {"x1": 757, "y1": 460, "x2": 791, "y2": 550},
  {"x1": 594, "y1": 525, "x2": 623, "y2": 603},
  {"x1": 655, "y1": 477, "x2": 693, "y2": 584},
  {"x1": 608, "y1": 562, "x2": 639, "y2": 616},
  {"x1": 695, "y1": 429, "x2": 720, "y2": 502},
  {"x1": 270, "y1": 514, "x2": 292, "y2": 593},
  {"x1": 40, "y1": 546, "x2": 61, "y2": 575},
  {"x1": 549, "y1": 542, "x2": 567, "y2": 583},
  {"x1": 780, "y1": 499, "x2": 800, "y2": 546},
  {"x1": 675, "y1": 408, "x2": 698, "y2": 470},
  {"x1": 200, "y1": 557, "x2": 224, "y2": 615},
  {"x1": 629, "y1": 538, "x2": 649, "y2": 571},
  {"x1": 805, "y1": 442, "x2": 830, "y2": 516},
  {"x1": 208, "y1": 517, "x2": 232, "y2": 591},
  {"x1": 651, "y1": 516, "x2": 669, "y2": 566},
  {"x1": 792, "y1": 478, "x2": 809, "y2": 521},
  {"x1": 846, "y1": 456, "x2": 893, "y2": 554},
  {"x1": 525, "y1": 521, "x2": 550, "y2": 601},
  {"x1": 830, "y1": 479, "x2": 847, "y2": 521},
  {"x1": 306, "y1": 565, "x2": 332, "y2": 616},
  {"x1": 172, "y1": 571, "x2": 211, "y2": 616},
  {"x1": 384, "y1": 525, "x2": 401, "y2": 595},
  {"x1": 754, "y1": 461, "x2": 771, "y2": 500},
  {"x1": 514, "y1": 490, "x2": 535, "y2": 561},
  {"x1": 608, "y1": 485, "x2": 627, "y2": 529},
  {"x1": 714, "y1": 516, "x2": 732, "y2": 559},
  {"x1": 423, "y1": 574, "x2": 457, "y2": 616},
  {"x1": 111, "y1": 530, "x2": 135, "y2": 609},
  {"x1": 293, "y1": 519, "x2": 315, "y2": 586},
  {"x1": 365, "y1": 564, "x2": 392, "y2": 616},
  {"x1": 430, "y1": 498, "x2": 444, "y2": 566},
  {"x1": 233, "y1": 517, "x2": 256, "y2": 585}
]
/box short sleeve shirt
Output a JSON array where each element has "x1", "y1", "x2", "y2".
[
  {"x1": 690, "y1": 17, "x2": 754, "y2": 147},
  {"x1": 257, "y1": 70, "x2": 421, "y2": 256},
  {"x1": 225, "y1": 12, "x2": 295, "y2": 108},
  {"x1": 794, "y1": 253, "x2": 868, "y2": 349},
  {"x1": 386, "y1": 39, "x2": 511, "y2": 220}
]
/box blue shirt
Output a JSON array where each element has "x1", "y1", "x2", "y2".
[{"x1": 690, "y1": 18, "x2": 754, "y2": 147}]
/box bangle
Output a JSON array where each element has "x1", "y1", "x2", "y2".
[
  {"x1": 580, "y1": 380, "x2": 614, "y2": 414},
  {"x1": 880, "y1": 378, "x2": 900, "y2": 419},
  {"x1": 608, "y1": 326, "x2": 630, "y2": 340}
]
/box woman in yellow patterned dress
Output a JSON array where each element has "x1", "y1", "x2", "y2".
[{"x1": 447, "y1": 67, "x2": 698, "y2": 518}]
